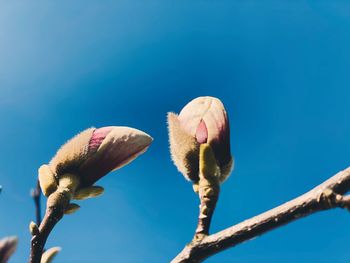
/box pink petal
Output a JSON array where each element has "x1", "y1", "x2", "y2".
[
  {"x1": 178, "y1": 97, "x2": 228, "y2": 143},
  {"x1": 196, "y1": 120, "x2": 208, "y2": 144},
  {"x1": 79, "y1": 127, "x2": 152, "y2": 186},
  {"x1": 88, "y1": 127, "x2": 114, "y2": 153}
]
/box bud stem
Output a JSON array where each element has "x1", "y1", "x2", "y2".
[
  {"x1": 194, "y1": 176, "x2": 220, "y2": 240},
  {"x1": 29, "y1": 188, "x2": 71, "y2": 263},
  {"x1": 194, "y1": 144, "x2": 220, "y2": 241}
]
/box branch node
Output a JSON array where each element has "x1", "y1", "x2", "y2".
[
  {"x1": 319, "y1": 188, "x2": 338, "y2": 208},
  {"x1": 29, "y1": 221, "x2": 39, "y2": 236},
  {"x1": 319, "y1": 188, "x2": 350, "y2": 210}
]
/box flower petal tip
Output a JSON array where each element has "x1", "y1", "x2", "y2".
[{"x1": 79, "y1": 126, "x2": 152, "y2": 186}]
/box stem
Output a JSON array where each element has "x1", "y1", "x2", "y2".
[
  {"x1": 29, "y1": 189, "x2": 70, "y2": 263},
  {"x1": 195, "y1": 175, "x2": 220, "y2": 239},
  {"x1": 194, "y1": 143, "x2": 220, "y2": 240}
]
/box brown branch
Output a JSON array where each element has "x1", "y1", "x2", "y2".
[
  {"x1": 171, "y1": 167, "x2": 350, "y2": 263},
  {"x1": 29, "y1": 189, "x2": 70, "y2": 263},
  {"x1": 31, "y1": 180, "x2": 42, "y2": 226}
]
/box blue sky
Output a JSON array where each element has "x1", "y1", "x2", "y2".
[{"x1": 1, "y1": 1, "x2": 350, "y2": 262}]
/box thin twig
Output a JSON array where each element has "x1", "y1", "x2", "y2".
[
  {"x1": 31, "y1": 180, "x2": 42, "y2": 226},
  {"x1": 171, "y1": 167, "x2": 350, "y2": 263}
]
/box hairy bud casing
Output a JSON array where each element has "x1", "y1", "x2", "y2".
[
  {"x1": 38, "y1": 126, "x2": 152, "y2": 194},
  {"x1": 168, "y1": 96, "x2": 233, "y2": 183}
]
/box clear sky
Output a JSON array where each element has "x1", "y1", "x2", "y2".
[{"x1": 1, "y1": 1, "x2": 350, "y2": 262}]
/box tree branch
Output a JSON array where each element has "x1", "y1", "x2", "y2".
[{"x1": 171, "y1": 167, "x2": 350, "y2": 263}]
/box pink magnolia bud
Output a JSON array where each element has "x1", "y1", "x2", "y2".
[
  {"x1": 0, "y1": 236, "x2": 18, "y2": 263},
  {"x1": 168, "y1": 96, "x2": 233, "y2": 183},
  {"x1": 48, "y1": 126, "x2": 152, "y2": 187}
]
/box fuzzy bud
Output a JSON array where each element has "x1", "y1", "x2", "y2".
[
  {"x1": 168, "y1": 96, "x2": 233, "y2": 183},
  {"x1": 40, "y1": 126, "x2": 152, "y2": 190},
  {"x1": 29, "y1": 221, "x2": 39, "y2": 236},
  {"x1": 58, "y1": 173, "x2": 80, "y2": 192}
]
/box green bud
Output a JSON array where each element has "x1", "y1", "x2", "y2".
[
  {"x1": 29, "y1": 221, "x2": 39, "y2": 236},
  {"x1": 74, "y1": 186, "x2": 104, "y2": 200},
  {"x1": 199, "y1": 144, "x2": 219, "y2": 181},
  {"x1": 64, "y1": 203, "x2": 80, "y2": 215}
]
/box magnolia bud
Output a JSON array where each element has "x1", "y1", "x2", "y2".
[
  {"x1": 168, "y1": 96, "x2": 233, "y2": 183},
  {"x1": 42, "y1": 126, "x2": 152, "y2": 189},
  {"x1": 29, "y1": 221, "x2": 39, "y2": 236}
]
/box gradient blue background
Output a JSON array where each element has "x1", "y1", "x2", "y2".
[{"x1": 1, "y1": 1, "x2": 350, "y2": 262}]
